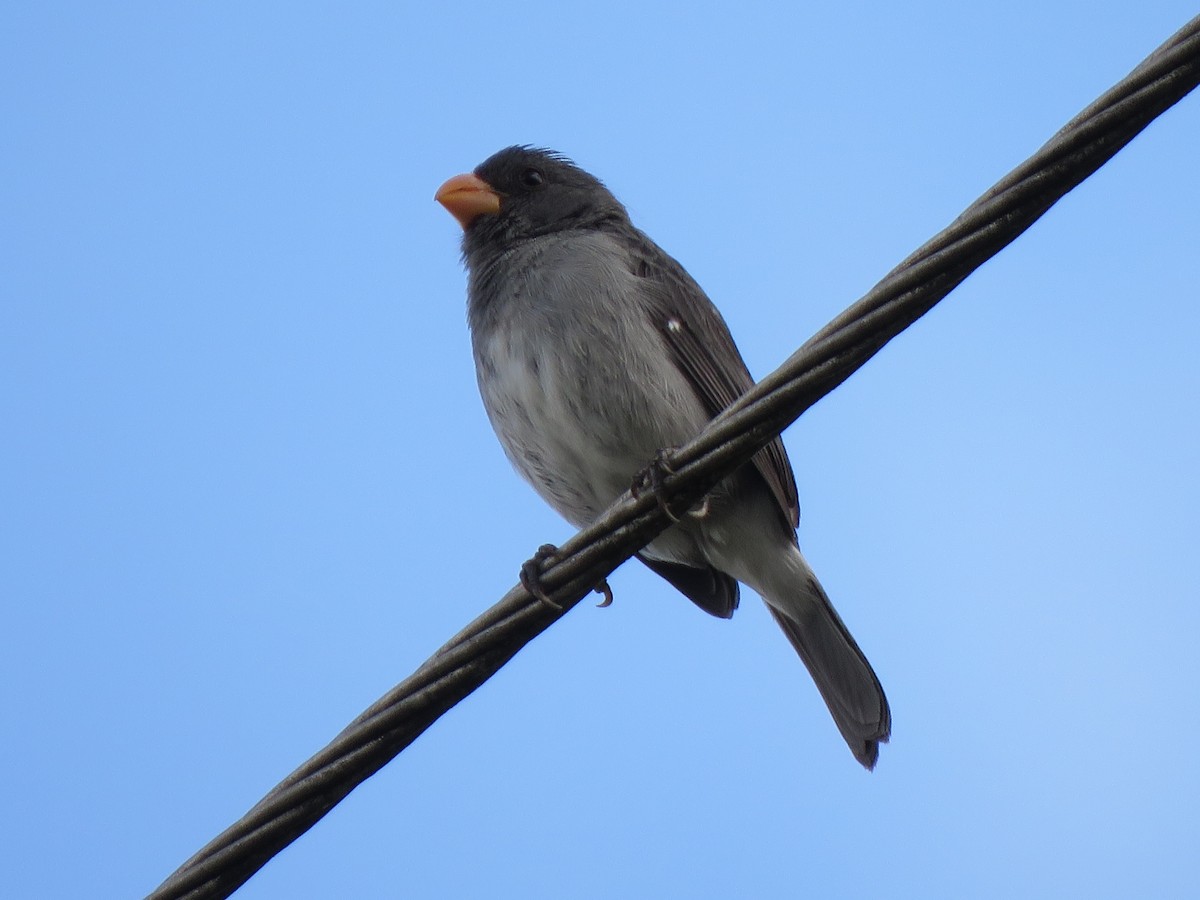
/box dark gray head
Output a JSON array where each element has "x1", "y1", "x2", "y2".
[{"x1": 436, "y1": 146, "x2": 630, "y2": 259}]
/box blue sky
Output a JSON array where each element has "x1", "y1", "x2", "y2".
[{"x1": 3, "y1": 4, "x2": 1198, "y2": 898}]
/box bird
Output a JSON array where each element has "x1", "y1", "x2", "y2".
[{"x1": 435, "y1": 146, "x2": 890, "y2": 768}]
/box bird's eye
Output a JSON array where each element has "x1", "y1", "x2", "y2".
[{"x1": 519, "y1": 168, "x2": 544, "y2": 188}]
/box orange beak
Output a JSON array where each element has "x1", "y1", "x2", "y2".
[{"x1": 435, "y1": 173, "x2": 502, "y2": 228}]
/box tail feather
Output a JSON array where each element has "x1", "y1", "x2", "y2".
[
  {"x1": 679, "y1": 490, "x2": 890, "y2": 768},
  {"x1": 765, "y1": 576, "x2": 891, "y2": 769}
]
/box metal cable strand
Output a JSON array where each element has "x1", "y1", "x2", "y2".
[{"x1": 150, "y1": 16, "x2": 1200, "y2": 900}]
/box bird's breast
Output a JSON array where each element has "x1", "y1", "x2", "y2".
[{"x1": 468, "y1": 233, "x2": 708, "y2": 524}]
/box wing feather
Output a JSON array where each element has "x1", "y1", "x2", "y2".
[{"x1": 623, "y1": 234, "x2": 800, "y2": 529}]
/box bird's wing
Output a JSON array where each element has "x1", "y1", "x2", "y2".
[
  {"x1": 635, "y1": 553, "x2": 740, "y2": 619},
  {"x1": 623, "y1": 232, "x2": 800, "y2": 529}
]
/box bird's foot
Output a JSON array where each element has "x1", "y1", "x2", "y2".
[
  {"x1": 520, "y1": 544, "x2": 615, "y2": 610},
  {"x1": 632, "y1": 448, "x2": 681, "y2": 523},
  {"x1": 520, "y1": 543, "x2": 563, "y2": 609}
]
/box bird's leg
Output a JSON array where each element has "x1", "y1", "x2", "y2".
[
  {"x1": 520, "y1": 544, "x2": 616, "y2": 610},
  {"x1": 520, "y1": 543, "x2": 563, "y2": 609},
  {"x1": 632, "y1": 448, "x2": 682, "y2": 523}
]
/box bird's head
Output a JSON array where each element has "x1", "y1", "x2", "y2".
[{"x1": 436, "y1": 146, "x2": 628, "y2": 255}]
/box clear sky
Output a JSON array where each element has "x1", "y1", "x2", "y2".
[{"x1": 3, "y1": 4, "x2": 1198, "y2": 898}]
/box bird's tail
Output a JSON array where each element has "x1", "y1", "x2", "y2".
[{"x1": 757, "y1": 549, "x2": 891, "y2": 768}]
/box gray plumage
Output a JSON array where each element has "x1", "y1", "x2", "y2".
[{"x1": 443, "y1": 146, "x2": 890, "y2": 768}]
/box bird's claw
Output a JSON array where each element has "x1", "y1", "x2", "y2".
[
  {"x1": 520, "y1": 543, "x2": 563, "y2": 609},
  {"x1": 594, "y1": 578, "x2": 614, "y2": 608},
  {"x1": 631, "y1": 448, "x2": 682, "y2": 523},
  {"x1": 521, "y1": 544, "x2": 616, "y2": 611}
]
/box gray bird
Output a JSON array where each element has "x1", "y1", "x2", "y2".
[{"x1": 436, "y1": 146, "x2": 890, "y2": 768}]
